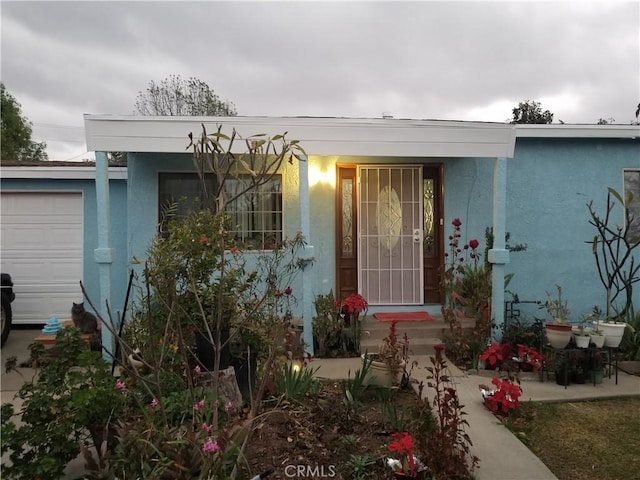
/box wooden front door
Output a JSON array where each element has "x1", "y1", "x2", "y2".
[{"x1": 336, "y1": 164, "x2": 443, "y2": 305}]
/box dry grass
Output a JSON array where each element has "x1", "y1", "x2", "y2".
[{"x1": 506, "y1": 396, "x2": 640, "y2": 480}]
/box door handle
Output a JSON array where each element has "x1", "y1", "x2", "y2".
[{"x1": 413, "y1": 229, "x2": 422, "y2": 243}]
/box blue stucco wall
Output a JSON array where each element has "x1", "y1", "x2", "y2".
[
  {"x1": 127, "y1": 136, "x2": 639, "y2": 325},
  {"x1": 444, "y1": 138, "x2": 640, "y2": 323},
  {"x1": 0, "y1": 177, "x2": 129, "y2": 319},
  {"x1": 127, "y1": 153, "x2": 310, "y2": 317}
]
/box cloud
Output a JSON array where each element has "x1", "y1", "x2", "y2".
[{"x1": 1, "y1": 1, "x2": 638, "y2": 160}]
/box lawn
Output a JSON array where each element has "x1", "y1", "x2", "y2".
[{"x1": 506, "y1": 396, "x2": 640, "y2": 480}]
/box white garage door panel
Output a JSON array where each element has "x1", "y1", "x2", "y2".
[
  {"x1": 1, "y1": 192, "x2": 84, "y2": 325},
  {"x1": 12, "y1": 291, "x2": 80, "y2": 324},
  {"x1": 3, "y1": 225, "x2": 83, "y2": 251}
]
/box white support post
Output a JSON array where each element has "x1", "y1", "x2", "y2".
[
  {"x1": 298, "y1": 156, "x2": 315, "y2": 356},
  {"x1": 94, "y1": 151, "x2": 115, "y2": 359},
  {"x1": 488, "y1": 157, "x2": 509, "y2": 338}
]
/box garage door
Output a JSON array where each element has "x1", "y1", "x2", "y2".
[{"x1": 0, "y1": 191, "x2": 83, "y2": 325}]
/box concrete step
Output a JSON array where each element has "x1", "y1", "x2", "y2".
[
  {"x1": 360, "y1": 335, "x2": 444, "y2": 356},
  {"x1": 357, "y1": 314, "x2": 476, "y2": 356},
  {"x1": 360, "y1": 315, "x2": 474, "y2": 340}
]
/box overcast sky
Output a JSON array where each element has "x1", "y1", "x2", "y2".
[{"x1": 2, "y1": 0, "x2": 639, "y2": 161}]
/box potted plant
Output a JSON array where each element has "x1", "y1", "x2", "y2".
[
  {"x1": 479, "y1": 341, "x2": 512, "y2": 370},
  {"x1": 573, "y1": 316, "x2": 591, "y2": 348},
  {"x1": 585, "y1": 308, "x2": 607, "y2": 348},
  {"x1": 362, "y1": 321, "x2": 408, "y2": 387},
  {"x1": 542, "y1": 285, "x2": 573, "y2": 349}
]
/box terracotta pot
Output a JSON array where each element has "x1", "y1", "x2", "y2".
[{"x1": 545, "y1": 323, "x2": 573, "y2": 349}]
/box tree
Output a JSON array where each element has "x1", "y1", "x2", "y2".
[
  {"x1": 1, "y1": 84, "x2": 48, "y2": 161},
  {"x1": 597, "y1": 117, "x2": 615, "y2": 125},
  {"x1": 134, "y1": 75, "x2": 237, "y2": 116},
  {"x1": 510, "y1": 100, "x2": 554, "y2": 124}
]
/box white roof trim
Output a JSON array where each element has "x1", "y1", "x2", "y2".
[
  {"x1": 515, "y1": 124, "x2": 640, "y2": 138},
  {"x1": 84, "y1": 115, "x2": 517, "y2": 158},
  {"x1": 0, "y1": 166, "x2": 128, "y2": 180}
]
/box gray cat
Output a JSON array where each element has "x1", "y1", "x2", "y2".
[{"x1": 71, "y1": 302, "x2": 99, "y2": 334}]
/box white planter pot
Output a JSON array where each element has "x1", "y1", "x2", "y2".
[
  {"x1": 600, "y1": 322, "x2": 626, "y2": 348},
  {"x1": 589, "y1": 333, "x2": 606, "y2": 348},
  {"x1": 574, "y1": 334, "x2": 590, "y2": 348},
  {"x1": 361, "y1": 354, "x2": 394, "y2": 387}
]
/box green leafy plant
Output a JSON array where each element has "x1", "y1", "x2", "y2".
[
  {"x1": 342, "y1": 434, "x2": 359, "y2": 449},
  {"x1": 1, "y1": 327, "x2": 125, "y2": 479},
  {"x1": 313, "y1": 290, "x2": 343, "y2": 357},
  {"x1": 341, "y1": 353, "x2": 373, "y2": 407},
  {"x1": 420, "y1": 344, "x2": 479, "y2": 479},
  {"x1": 440, "y1": 218, "x2": 493, "y2": 368},
  {"x1": 543, "y1": 285, "x2": 570, "y2": 323},
  {"x1": 278, "y1": 362, "x2": 320, "y2": 402},
  {"x1": 346, "y1": 453, "x2": 375, "y2": 480}
]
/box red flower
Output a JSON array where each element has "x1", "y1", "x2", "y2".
[
  {"x1": 388, "y1": 432, "x2": 415, "y2": 475},
  {"x1": 469, "y1": 239, "x2": 479, "y2": 249},
  {"x1": 199, "y1": 235, "x2": 210, "y2": 246},
  {"x1": 452, "y1": 218, "x2": 462, "y2": 227},
  {"x1": 434, "y1": 344, "x2": 445, "y2": 353},
  {"x1": 284, "y1": 286, "x2": 293, "y2": 296},
  {"x1": 342, "y1": 293, "x2": 368, "y2": 315}
]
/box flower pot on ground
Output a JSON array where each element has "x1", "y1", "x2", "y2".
[
  {"x1": 361, "y1": 352, "x2": 395, "y2": 387},
  {"x1": 555, "y1": 367, "x2": 571, "y2": 386},
  {"x1": 590, "y1": 368, "x2": 604, "y2": 384},
  {"x1": 363, "y1": 320, "x2": 410, "y2": 387}
]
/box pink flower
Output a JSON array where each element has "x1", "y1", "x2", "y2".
[
  {"x1": 150, "y1": 398, "x2": 159, "y2": 409},
  {"x1": 224, "y1": 401, "x2": 234, "y2": 414},
  {"x1": 201, "y1": 423, "x2": 213, "y2": 433},
  {"x1": 194, "y1": 399, "x2": 205, "y2": 412},
  {"x1": 194, "y1": 365, "x2": 201, "y2": 374},
  {"x1": 202, "y1": 438, "x2": 221, "y2": 454},
  {"x1": 452, "y1": 218, "x2": 462, "y2": 227},
  {"x1": 115, "y1": 380, "x2": 126, "y2": 391}
]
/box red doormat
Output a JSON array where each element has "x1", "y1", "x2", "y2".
[{"x1": 374, "y1": 311, "x2": 434, "y2": 322}]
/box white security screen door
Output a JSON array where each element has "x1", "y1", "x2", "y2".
[{"x1": 358, "y1": 166, "x2": 424, "y2": 305}]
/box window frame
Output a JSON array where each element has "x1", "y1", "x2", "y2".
[
  {"x1": 157, "y1": 171, "x2": 284, "y2": 250},
  {"x1": 623, "y1": 168, "x2": 640, "y2": 244}
]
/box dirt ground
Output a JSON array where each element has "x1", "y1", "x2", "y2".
[{"x1": 241, "y1": 383, "x2": 420, "y2": 479}]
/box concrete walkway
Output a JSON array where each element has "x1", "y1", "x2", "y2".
[
  {"x1": 310, "y1": 354, "x2": 640, "y2": 480},
  {"x1": 2, "y1": 329, "x2": 639, "y2": 480}
]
